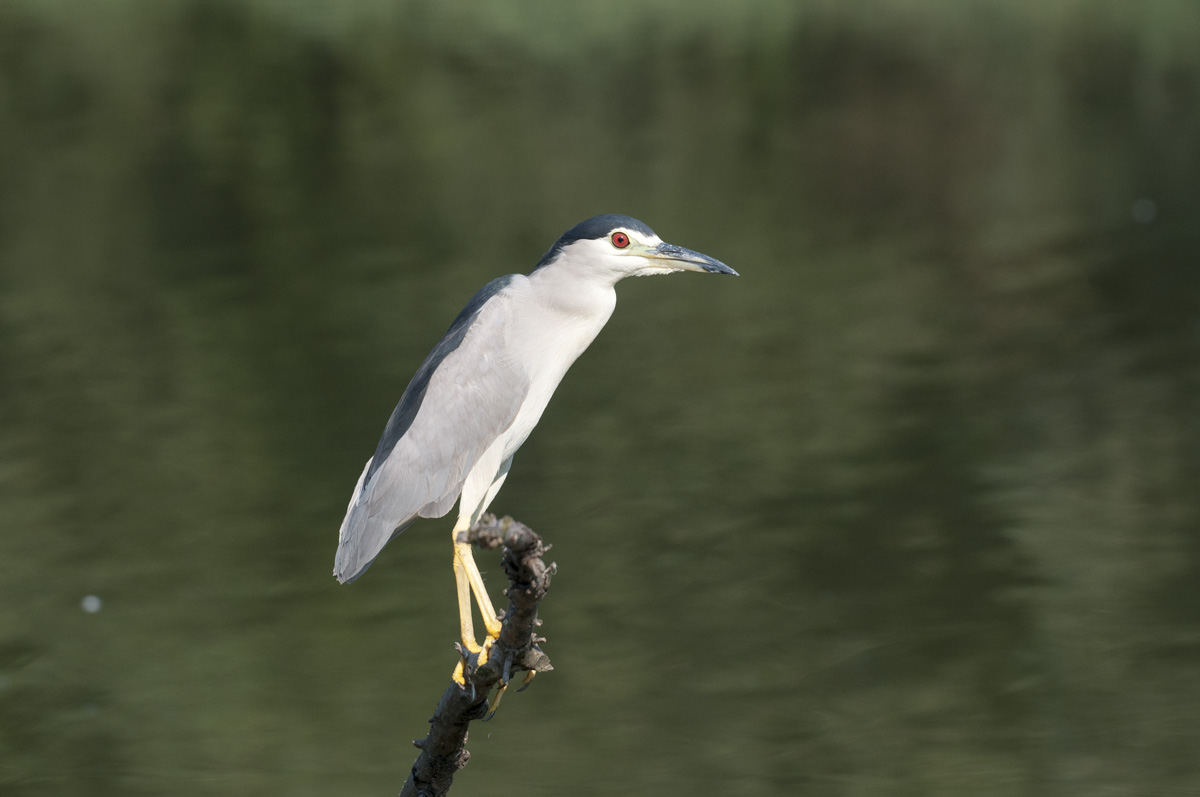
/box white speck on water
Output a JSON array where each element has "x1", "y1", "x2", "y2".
[{"x1": 81, "y1": 595, "x2": 102, "y2": 613}]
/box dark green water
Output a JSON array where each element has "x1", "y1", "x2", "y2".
[{"x1": 2, "y1": 2, "x2": 1199, "y2": 794}]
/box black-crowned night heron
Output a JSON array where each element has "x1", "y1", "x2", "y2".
[{"x1": 333, "y1": 214, "x2": 736, "y2": 685}]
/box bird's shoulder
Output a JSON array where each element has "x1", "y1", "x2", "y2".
[{"x1": 446, "y1": 273, "x2": 527, "y2": 330}]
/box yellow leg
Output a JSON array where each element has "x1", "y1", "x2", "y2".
[
  {"x1": 451, "y1": 517, "x2": 502, "y2": 638},
  {"x1": 451, "y1": 541, "x2": 480, "y2": 653},
  {"x1": 450, "y1": 517, "x2": 502, "y2": 687},
  {"x1": 460, "y1": 546, "x2": 502, "y2": 638}
]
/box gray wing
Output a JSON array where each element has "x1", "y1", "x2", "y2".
[{"x1": 333, "y1": 275, "x2": 529, "y2": 583}]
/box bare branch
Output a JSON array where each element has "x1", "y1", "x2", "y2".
[{"x1": 398, "y1": 515, "x2": 554, "y2": 797}]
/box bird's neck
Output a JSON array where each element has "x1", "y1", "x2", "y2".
[{"x1": 525, "y1": 264, "x2": 619, "y2": 324}]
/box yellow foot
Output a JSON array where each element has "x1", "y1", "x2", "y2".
[
  {"x1": 482, "y1": 654, "x2": 530, "y2": 722},
  {"x1": 483, "y1": 680, "x2": 508, "y2": 722},
  {"x1": 450, "y1": 635, "x2": 497, "y2": 688},
  {"x1": 482, "y1": 650, "x2": 540, "y2": 721}
]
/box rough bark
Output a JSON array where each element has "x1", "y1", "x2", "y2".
[{"x1": 398, "y1": 515, "x2": 554, "y2": 797}]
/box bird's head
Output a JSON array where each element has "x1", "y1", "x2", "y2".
[{"x1": 531, "y1": 214, "x2": 738, "y2": 284}]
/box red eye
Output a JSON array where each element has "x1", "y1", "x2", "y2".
[{"x1": 611, "y1": 232, "x2": 630, "y2": 249}]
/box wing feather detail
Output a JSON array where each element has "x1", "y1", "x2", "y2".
[{"x1": 333, "y1": 279, "x2": 529, "y2": 583}]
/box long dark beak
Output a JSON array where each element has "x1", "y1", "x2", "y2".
[{"x1": 649, "y1": 242, "x2": 739, "y2": 275}]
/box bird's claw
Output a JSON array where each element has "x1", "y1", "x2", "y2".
[
  {"x1": 482, "y1": 683, "x2": 507, "y2": 722},
  {"x1": 452, "y1": 658, "x2": 476, "y2": 702},
  {"x1": 451, "y1": 634, "x2": 501, "y2": 701},
  {"x1": 452, "y1": 643, "x2": 469, "y2": 684},
  {"x1": 482, "y1": 654, "x2": 512, "y2": 721},
  {"x1": 453, "y1": 635, "x2": 542, "y2": 722},
  {"x1": 516, "y1": 669, "x2": 537, "y2": 693},
  {"x1": 482, "y1": 652, "x2": 515, "y2": 722},
  {"x1": 483, "y1": 669, "x2": 538, "y2": 718}
]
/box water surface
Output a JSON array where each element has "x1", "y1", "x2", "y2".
[{"x1": 1, "y1": 3, "x2": 1199, "y2": 794}]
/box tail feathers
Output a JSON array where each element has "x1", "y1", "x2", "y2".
[
  {"x1": 334, "y1": 514, "x2": 413, "y2": 583},
  {"x1": 333, "y1": 458, "x2": 396, "y2": 584},
  {"x1": 332, "y1": 456, "x2": 459, "y2": 584}
]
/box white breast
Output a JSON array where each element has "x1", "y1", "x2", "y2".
[
  {"x1": 454, "y1": 269, "x2": 618, "y2": 522},
  {"x1": 496, "y1": 273, "x2": 617, "y2": 459}
]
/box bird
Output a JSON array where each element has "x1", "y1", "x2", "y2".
[{"x1": 333, "y1": 213, "x2": 737, "y2": 687}]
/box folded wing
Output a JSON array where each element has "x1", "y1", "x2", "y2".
[{"x1": 333, "y1": 276, "x2": 528, "y2": 583}]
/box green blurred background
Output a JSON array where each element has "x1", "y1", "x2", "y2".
[{"x1": 2, "y1": 1, "x2": 1199, "y2": 794}]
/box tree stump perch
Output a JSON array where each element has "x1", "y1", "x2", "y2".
[{"x1": 398, "y1": 515, "x2": 555, "y2": 797}]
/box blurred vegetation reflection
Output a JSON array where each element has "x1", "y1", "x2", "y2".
[{"x1": 1, "y1": 1, "x2": 1198, "y2": 795}]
